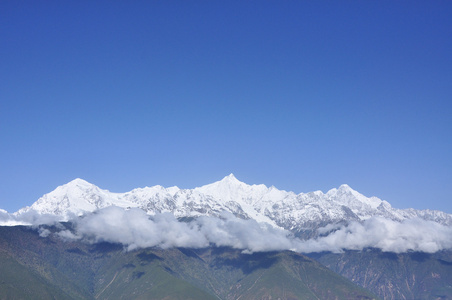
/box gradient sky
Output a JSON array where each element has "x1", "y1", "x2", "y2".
[{"x1": 1, "y1": 1, "x2": 451, "y2": 213}]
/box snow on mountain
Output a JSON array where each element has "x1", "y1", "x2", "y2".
[
  {"x1": 17, "y1": 178, "x2": 136, "y2": 217},
  {"x1": 14, "y1": 174, "x2": 452, "y2": 234}
]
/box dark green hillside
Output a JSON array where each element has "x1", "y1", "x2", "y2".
[
  {"x1": 0, "y1": 251, "x2": 72, "y2": 300},
  {"x1": 309, "y1": 249, "x2": 452, "y2": 300},
  {"x1": 0, "y1": 226, "x2": 93, "y2": 299},
  {"x1": 0, "y1": 226, "x2": 216, "y2": 300},
  {"x1": 0, "y1": 225, "x2": 377, "y2": 300},
  {"x1": 165, "y1": 248, "x2": 377, "y2": 300},
  {"x1": 213, "y1": 251, "x2": 376, "y2": 300},
  {"x1": 92, "y1": 248, "x2": 216, "y2": 300}
]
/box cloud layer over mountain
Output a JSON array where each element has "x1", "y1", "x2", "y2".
[
  {"x1": 25, "y1": 207, "x2": 452, "y2": 253},
  {"x1": 302, "y1": 217, "x2": 452, "y2": 253},
  {"x1": 2, "y1": 176, "x2": 452, "y2": 254},
  {"x1": 54, "y1": 207, "x2": 298, "y2": 252}
]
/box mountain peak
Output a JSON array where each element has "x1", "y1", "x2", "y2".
[
  {"x1": 13, "y1": 176, "x2": 452, "y2": 229},
  {"x1": 199, "y1": 174, "x2": 245, "y2": 190},
  {"x1": 194, "y1": 174, "x2": 253, "y2": 203},
  {"x1": 66, "y1": 178, "x2": 93, "y2": 187},
  {"x1": 338, "y1": 184, "x2": 353, "y2": 191},
  {"x1": 220, "y1": 173, "x2": 240, "y2": 183}
]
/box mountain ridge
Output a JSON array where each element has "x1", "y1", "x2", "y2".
[
  {"x1": 2, "y1": 176, "x2": 451, "y2": 300},
  {"x1": 11, "y1": 174, "x2": 452, "y2": 234}
]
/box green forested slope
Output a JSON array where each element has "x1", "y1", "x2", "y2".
[{"x1": 0, "y1": 225, "x2": 377, "y2": 300}]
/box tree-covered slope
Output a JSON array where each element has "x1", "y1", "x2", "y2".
[
  {"x1": 309, "y1": 249, "x2": 452, "y2": 300},
  {"x1": 0, "y1": 225, "x2": 377, "y2": 300}
]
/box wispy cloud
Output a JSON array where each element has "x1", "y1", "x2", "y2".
[
  {"x1": 0, "y1": 210, "x2": 62, "y2": 226},
  {"x1": 69, "y1": 207, "x2": 209, "y2": 251},
  {"x1": 298, "y1": 217, "x2": 452, "y2": 253},
  {"x1": 55, "y1": 207, "x2": 296, "y2": 252},
  {"x1": 3, "y1": 207, "x2": 452, "y2": 253}
]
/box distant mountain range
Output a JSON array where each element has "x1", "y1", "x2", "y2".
[
  {"x1": 15, "y1": 174, "x2": 452, "y2": 235},
  {"x1": 2, "y1": 175, "x2": 452, "y2": 299}
]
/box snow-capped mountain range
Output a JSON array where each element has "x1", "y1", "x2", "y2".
[{"x1": 14, "y1": 174, "x2": 452, "y2": 235}]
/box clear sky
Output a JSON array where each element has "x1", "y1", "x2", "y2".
[{"x1": 1, "y1": 1, "x2": 451, "y2": 213}]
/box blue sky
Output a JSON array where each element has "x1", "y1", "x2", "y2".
[{"x1": 1, "y1": 1, "x2": 451, "y2": 213}]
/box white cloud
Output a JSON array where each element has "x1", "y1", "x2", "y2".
[
  {"x1": 297, "y1": 217, "x2": 452, "y2": 253},
  {"x1": 5, "y1": 206, "x2": 452, "y2": 254},
  {"x1": 0, "y1": 210, "x2": 62, "y2": 226},
  {"x1": 54, "y1": 207, "x2": 297, "y2": 252},
  {"x1": 61, "y1": 207, "x2": 210, "y2": 251},
  {"x1": 196, "y1": 212, "x2": 297, "y2": 252}
]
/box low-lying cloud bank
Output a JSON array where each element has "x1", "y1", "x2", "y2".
[
  {"x1": 3, "y1": 207, "x2": 452, "y2": 253},
  {"x1": 303, "y1": 217, "x2": 452, "y2": 253},
  {"x1": 56, "y1": 207, "x2": 296, "y2": 252},
  {"x1": 0, "y1": 209, "x2": 63, "y2": 226}
]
